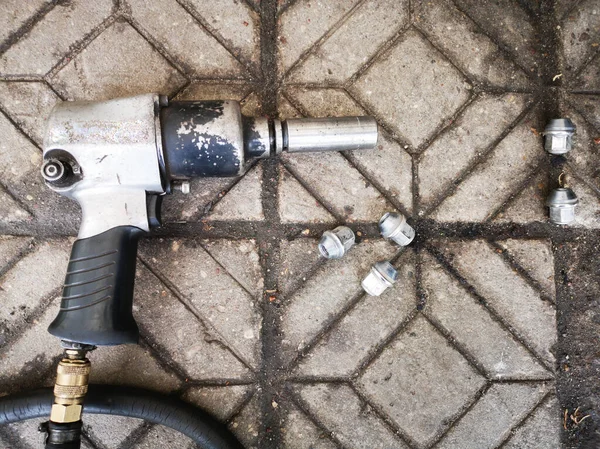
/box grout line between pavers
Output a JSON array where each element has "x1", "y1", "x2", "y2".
[{"x1": 0, "y1": 0, "x2": 58, "y2": 56}]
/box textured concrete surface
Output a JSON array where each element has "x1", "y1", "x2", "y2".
[{"x1": 1, "y1": 1, "x2": 599, "y2": 448}]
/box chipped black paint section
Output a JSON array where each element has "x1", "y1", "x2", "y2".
[
  {"x1": 242, "y1": 117, "x2": 268, "y2": 159},
  {"x1": 161, "y1": 101, "x2": 243, "y2": 178}
]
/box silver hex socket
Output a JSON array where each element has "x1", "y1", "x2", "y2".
[
  {"x1": 546, "y1": 187, "x2": 578, "y2": 225},
  {"x1": 318, "y1": 226, "x2": 355, "y2": 259},
  {"x1": 362, "y1": 261, "x2": 398, "y2": 296},
  {"x1": 379, "y1": 212, "x2": 415, "y2": 246},
  {"x1": 543, "y1": 118, "x2": 576, "y2": 155}
]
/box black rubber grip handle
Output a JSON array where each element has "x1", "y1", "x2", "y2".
[{"x1": 48, "y1": 226, "x2": 144, "y2": 345}]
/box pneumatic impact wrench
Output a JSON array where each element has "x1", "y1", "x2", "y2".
[{"x1": 39, "y1": 93, "x2": 378, "y2": 447}]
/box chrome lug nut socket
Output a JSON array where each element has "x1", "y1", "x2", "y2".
[
  {"x1": 547, "y1": 187, "x2": 578, "y2": 225},
  {"x1": 318, "y1": 226, "x2": 355, "y2": 259},
  {"x1": 362, "y1": 261, "x2": 398, "y2": 296},
  {"x1": 543, "y1": 118, "x2": 576, "y2": 155},
  {"x1": 379, "y1": 212, "x2": 415, "y2": 246}
]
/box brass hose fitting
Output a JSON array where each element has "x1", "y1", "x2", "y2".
[{"x1": 50, "y1": 349, "x2": 91, "y2": 423}]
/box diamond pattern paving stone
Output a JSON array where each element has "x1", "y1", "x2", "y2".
[
  {"x1": 436, "y1": 382, "x2": 550, "y2": 448},
  {"x1": 351, "y1": 29, "x2": 471, "y2": 148},
  {"x1": 562, "y1": 0, "x2": 600, "y2": 74},
  {"x1": 0, "y1": 111, "x2": 42, "y2": 184},
  {"x1": 0, "y1": 235, "x2": 32, "y2": 271},
  {"x1": 0, "y1": 81, "x2": 60, "y2": 145},
  {"x1": 186, "y1": 0, "x2": 261, "y2": 71},
  {"x1": 84, "y1": 415, "x2": 144, "y2": 449},
  {"x1": 278, "y1": 238, "x2": 323, "y2": 297},
  {"x1": 139, "y1": 238, "x2": 262, "y2": 368},
  {"x1": 51, "y1": 21, "x2": 187, "y2": 101},
  {"x1": 277, "y1": 0, "x2": 361, "y2": 75},
  {"x1": 0, "y1": 239, "x2": 69, "y2": 336},
  {"x1": 127, "y1": 0, "x2": 247, "y2": 78},
  {"x1": 422, "y1": 252, "x2": 551, "y2": 380},
  {"x1": 0, "y1": 0, "x2": 113, "y2": 76},
  {"x1": 418, "y1": 93, "x2": 531, "y2": 210},
  {"x1": 358, "y1": 315, "x2": 486, "y2": 447},
  {"x1": 503, "y1": 396, "x2": 561, "y2": 449},
  {"x1": 577, "y1": 53, "x2": 600, "y2": 90},
  {"x1": 278, "y1": 166, "x2": 336, "y2": 224},
  {"x1": 432, "y1": 111, "x2": 544, "y2": 222},
  {"x1": 134, "y1": 265, "x2": 252, "y2": 380},
  {"x1": 493, "y1": 169, "x2": 548, "y2": 224},
  {"x1": 229, "y1": 393, "x2": 260, "y2": 449},
  {"x1": 497, "y1": 239, "x2": 556, "y2": 301},
  {"x1": 0, "y1": 0, "x2": 52, "y2": 45},
  {"x1": 452, "y1": 0, "x2": 539, "y2": 74},
  {"x1": 295, "y1": 249, "x2": 415, "y2": 378},
  {"x1": 287, "y1": 0, "x2": 409, "y2": 84},
  {"x1": 135, "y1": 424, "x2": 196, "y2": 449},
  {"x1": 282, "y1": 241, "x2": 397, "y2": 363},
  {"x1": 208, "y1": 164, "x2": 264, "y2": 221},
  {"x1": 183, "y1": 385, "x2": 253, "y2": 421},
  {"x1": 434, "y1": 239, "x2": 557, "y2": 365},
  {"x1": 284, "y1": 406, "x2": 337, "y2": 449},
  {"x1": 282, "y1": 151, "x2": 392, "y2": 221},
  {"x1": 294, "y1": 383, "x2": 408, "y2": 449},
  {"x1": 413, "y1": 0, "x2": 531, "y2": 89},
  {"x1": 0, "y1": 189, "x2": 30, "y2": 224}
]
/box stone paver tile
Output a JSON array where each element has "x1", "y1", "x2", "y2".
[
  {"x1": 577, "y1": 54, "x2": 600, "y2": 90},
  {"x1": 184, "y1": 385, "x2": 252, "y2": 421},
  {"x1": 284, "y1": 87, "x2": 364, "y2": 117},
  {"x1": 562, "y1": 0, "x2": 600, "y2": 75},
  {"x1": 186, "y1": 0, "x2": 260, "y2": 71},
  {"x1": 90, "y1": 343, "x2": 181, "y2": 393},
  {"x1": 358, "y1": 316, "x2": 486, "y2": 447},
  {"x1": 208, "y1": 164, "x2": 264, "y2": 221},
  {"x1": 5, "y1": 418, "x2": 66, "y2": 449},
  {"x1": 0, "y1": 0, "x2": 52, "y2": 45},
  {"x1": 0, "y1": 112, "x2": 42, "y2": 184},
  {"x1": 277, "y1": 0, "x2": 361, "y2": 74},
  {"x1": 497, "y1": 239, "x2": 556, "y2": 301},
  {"x1": 555, "y1": 0, "x2": 578, "y2": 21},
  {"x1": 296, "y1": 250, "x2": 415, "y2": 377},
  {"x1": 278, "y1": 238, "x2": 322, "y2": 297},
  {"x1": 239, "y1": 91, "x2": 262, "y2": 116},
  {"x1": 202, "y1": 239, "x2": 264, "y2": 298},
  {"x1": 283, "y1": 151, "x2": 391, "y2": 221},
  {"x1": 140, "y1": 238, "x2": 261, "y2": 368},
  {"x1": 493, "y1": 169, "x2": 548, "y2": 224},
  {"x1": 278, "y1": 166, "x2": 336, "y2": 224},
  {"x1": 349, "y1": 130, "x2": 413, "y2": 214},
  {"x1": 128, "y1": 0, "x2": 247, "y2": 78},
  {"x1": 284, "y1": 406, "x2": 337, "y2": 449},
  {"x1": 0, "y1": 235, "x2": 32, "y2": 271},
  {"x1": 134, "y1": 266, "x2": 252, "y2": 380},
  {"x1": 288, "y1": 0, "x2": 408, "y2": 84},
  {"x1": 422, "y1": 252, "x2": 551, "y2": 380},
  {"x1": 0, "y1": 301, "x2": 62, "y2": 394},
  {"x1": 432, "y1": 115, "x2": 544, "y2": 222},
  {"x1": 282, "y1": 241, "x2": 396, "y2": 362},
  {"x1": 418, "y1": 93, "x2": 530, "y2": 209},
  {"x1": 0, "y1": 239, "x2": 69, "y2": 335},
  {"x1": 435, "y1": 240, "x2": 557, "y2": 364},
  {"x1": 84, "y1": 415, "x2": 144, "y2": 449},
  {"x1": 294, "y1": 383, "x2": 409, "y2": 449},
  {"x1": 437, "y1": 383, "x2": 550, "y2": 449},
  {"x1": 176, "y1": 82, "x2": 252, "y2": 101},
  {"x1": 414, "y1": 0, "x2": 531, "y2": 88},
  {"x1": 135, "y1": 424, "x2": 196, "y2": 449},
  {"x1": 0, "y1": 189, "x2": 30, "y2": 224},
  {"x1": 52, "y1": 22, "x2": 187, "y2": 101},
  {"x1": 0, "y1": 81, "x2": 60, "y2": 145},
  {"x1": 503, "y1": 396, "x2": 561, "y2": 449},
  {"x1": 452, "y1": 0, "x2": 539, "y2": 73},
  {"x1": 351, "y1": 29, "x2": 471, "y2": 148},
  {"x1": 0, "y1": 0, "x2": 113, "y2": 76},
  {"x1": 229, "y1": 393, "x2": 260, "y2": 449},
  {"x1": 162, "y1": 177, "x2": 237, "y2": 222}
]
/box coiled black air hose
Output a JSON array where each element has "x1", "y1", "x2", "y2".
[{"x1": 0, "y1": 385, "x2": 244, "y2": 449}]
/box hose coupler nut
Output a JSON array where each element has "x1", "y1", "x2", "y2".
[
  {"x1": 546, "y1": 187, "x2": 578, "y2": 225},
  {"x1": 543, "y1": 118, "x2": 576, "y2": 155},
  {"x1": 379, "y1": 212, "x2": 415, "y2": 246},
  {"x1": 318, "y1": 226, "x2": 355, "y2": 259},
  {"x1": 362, "y1": 261, "x2": 398, "y2": 296}
]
